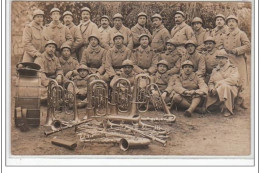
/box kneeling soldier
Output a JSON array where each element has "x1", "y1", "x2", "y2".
[
  {"x1": 206, "y1": 50, "x2": 240, "y2": 117},
  {"x1": 171, "y1": 60, "x2": 208, "y2": 117}
]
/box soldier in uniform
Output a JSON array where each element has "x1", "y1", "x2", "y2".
[
  {"x1": 170, "y1": 11, "x2": 196, "y2": 56},
  {"x1": 223, "y1": 15, "x2": 250, "y2": 109},
  {"x1": 104, "y1": 33, "x2": 132, "y2": 82},
  {"x1": 171, "y1": 60, "x2": 208, "y2": 117},
  {"x1": 62, "y1": 11, "x2": 83, "y2": 60},
  {"x1": 22, "y1": 9, "x2": 45, "y2": 62},
  {"x1": 206, "y1": 50, "x2": 240, "y2": 117},
  {"x1": 203, "y1": 36, "x2": 219, "y2": 83},
  {"x1": 131, "y1": 12, "x2": 152, "y2": 49},
  {"x1": 43, "y1": 8, "x2": 73, "y2": 57},
  {"x1": 182, "y1": 40, "x2": 206, "y2": 77},
  {"x1": 131, "y1": 34, "x2": 158, "y2": 75},
  {"x1": 80, "y1": 34, "x2": 107, "y2": 77},
  {"x1": 158, "y1": 38, "x2": 182, "y2": 76},
  {"x1": 109, "y1": 13, "x2": 133, "y2": 50},
  {"x1": 78, "y1": 7, "x2": 100, "y2": 61},
  {"x1": 210, "y1": 14, "x2": 228, "y2": 49},
  {"x1": 151, "y1": 14, "x2": 171, "y2": 53},
  {"x1": 191, "y1": 17, "x2": 209, "y2": 53},
  {"x1": 98, "y1": 15, "x2": 112, "y2": 50}
]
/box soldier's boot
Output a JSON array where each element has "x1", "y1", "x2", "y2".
[
  {"x1": 184, "y1": 97, "x2": 201, "y2": 117},
  {"x1": 171, "y1": 94, "x2": 190, "y2": 110}
]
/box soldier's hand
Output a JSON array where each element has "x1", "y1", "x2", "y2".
[
  {"x1": 56, "y1": 75, "x2": 63, "y2": 85},
  {"x1": 195, "y1": 90, "x2": 205, "y2": 96},
  {"x1": 210, "y1": 88, "x2": 217, "y2": 96},
  {"x1": 151, "y1": 89, "x2": 157, "y2": 95},
  {"x1": 65, "y1": 71, "x2": 73, "y2": 79},
  {"x1": 161, "y1": 92, "x2": 167, "y2": 100},
  {"x1": 35, "y1": 52, "x2": 42, "y2": 58}
]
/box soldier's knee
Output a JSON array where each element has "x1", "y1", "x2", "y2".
[{"x1": 172, "y1": 93, "x2": 182, "y2": 102}]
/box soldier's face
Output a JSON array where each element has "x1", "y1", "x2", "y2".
[
  {"x1": 63, "y1": 15, "x2": 73, "y2": 26},
  {"x1": 61, "y1": 48, "x2": 71, "y2": 59},
  {"x1": 175, "y1": 14, "x2": 184, "y2": 24},
  {"x1": 183, "y1": 65, "x2": 193, "y2": 75},
  {"x1": 34, "y1": 15, "x2": 43, "y2": 24},
  {"x1": 78, "y1": 69, "x2": 89, "y2": 78},
  {"x1": 101, "y1": 18, "x2": 109, "y2": 28},
  {"x1": 51, "y1": 12, "x2": 60, "y2": 21},
  {"x1": 138, "y1": 16, "x2": 147, "y2": 26},
  {"x1": 81, "y1": 11, "x2": 91, "y2": 22},
  {"x1": 140, "y1": 37, "x2": 149, "y2": 47},
  {"x1": 152, "y1": 18, "x2": 162, "y2": 28},
  {"x1": 158, "y1": 64, "x2": 168, "y2": 74},
  {"x1": 215, "y1": 17, "x2": 225, "y2": 27},
  {"x1": 114, "y1": 18, "x2": 123, "y2": 29},
  {"x1": 45, "y1": 44, "x2": 56, "y2": 56},
  {"x1": 217, "y1": 57, "x2": 228, "y2": 67},
  {"x1": 192, "y1": 22, "x2": 202, "y2": 31},
  {"x1": 205, "y1": 41, "x2": 215, "y2": 51},
  {"x1": 186, "y1": 44, "x2": 196, "y2": 54},
  {"x1": 89, "y1": 37, "x2": 99, "y2": 47},
  {"x1": 227, "y1": 19, "x2": 238, "y2": 29},
  {"x1": 114, "y1": 37, "x2": 123, "y2": 46},
  {"x1": 123, "y1": 65, "x2": 133, "y2": 75},
  {"x1": 166, "y1": 43, "x2": 176, "y2": 52}
]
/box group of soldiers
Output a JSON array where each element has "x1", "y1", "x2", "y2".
[{"x1": 20, "y1": 6, "x2": 251, "y2": 117}]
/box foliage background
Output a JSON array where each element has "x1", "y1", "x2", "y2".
[{"x1": 11, "y1": 1, "x2": 252, "y2": 63}]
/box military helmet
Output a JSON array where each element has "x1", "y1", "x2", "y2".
[
  {"x1": 88, "y1": 34, "x2": 100, "y2": 43},
  {"x1": 45, "y1": 40, "x2": 57, "y2": 49},
  {"x1": 181, "y1": 60, "x2": 194, "y2": 68},
  {"x1": 60, "y1": 43, "x2": 71, "y2": 51},
  {"x1": 175, "y1": 11, "x2": 185, "y2": 18},
  {"x1": 226, "y1": 15, "x2": 238, "y2": 23},
  {"x1": 113, "y1": 33, "x2": 124, "y2": 41},
  {"x1": 100, "y1": 15, "x2": 110, "y2": 21},
  {"x1": 216, "y1": 49, "x2": 229, "y2": 59},
  {"x1": 166, "y1": 38, "x2": 178, "y2": 46},
  {"x1": 33, "y1": 9, "x2": 44, "y2": 19},
  {"x1": 157, "y1": 60, "x2": 169, "y2": 69},
  {"x1": 50, "y1": 8, "x2": 60, "y2": 14},
  {"x1": 151, "y1": 14, "x2": 162, "y2": 20},
  {"x1": 203, "y1": 36, "x2": 216, "y2": 44},
  {"x1": 215, "y1": 14, "x2": 225, "y2": 21},
  {"x1": 192, "y1": 17, "x2": 203, "y2": 24},
  {"x1": 185, "y1": 40, "x2": 197, "y2": 48},
  {"x1": 63, "y1": 11, "x2": 73, "y2": 17},
  {"x1": 77, "y1": 64, "x2": 89, "y2": 72},
  {"x1": 81, "y1": 7, "x2": 91, "y2": 13},
  {"x1": 113, "y1": 13, "x2": 123, "y2": 20},
  {"x1": 138, "y1": 34, "x2": 150, "y2": 42},
  {"x1": 122, "y1": 59, "x2": 134, "y2": 67},
  {"x1": 137, "y1": 12, "x2": 147, "y2": 19}
]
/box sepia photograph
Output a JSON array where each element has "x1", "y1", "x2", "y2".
[{"x1": 8, "y1": 0, "x2": 253, "y2": 162}]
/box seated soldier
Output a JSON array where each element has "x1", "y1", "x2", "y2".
[
  {"x1": 58, "y1": 43, "x2": 79, "y2": 78},
  {"x1": 80, "y1": 34, "x2": 107, "y2": 78},
  {"x1": 131, "y1": 34, "x2": 158, "y2": 75},
  {"x1": 104, "y1": 33, "x2": 132, "y2": 82},
  {"x1": 206, "y1": 50, "x2": 240, "y2": 117},
  {"x1": 34, "y1": 40, "x2": 63, "y2": 100},
  {"x1": 158, "y1": 38, "x2": 182, "y2": 76},
  {"x1": 171, "y1": 60, "x2": 208, "y2": 117}
]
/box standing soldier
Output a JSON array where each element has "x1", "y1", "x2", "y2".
[
  {"x1": 43, "y1": 8, "x2": 73, "y2": 57},
  {"x1": 63, "y1": 11, "x2": 83, "y2": 60},
  {"x1": 131, "y1": 12, "x2": 152, "y2": 49},
  {"x1": 191, "y1": 17, "x2": 209, "y2": 53},
  {"x1": 223, "y1": 15, "x2": 250, "y2": 109},
  {"x1": 109, "y1": 13, "x2": 133, "y2": 50},
  {"x1": 78, "y1": 7, "x2": 100, "y2": 61},
  {"x1": 98, "y1": 15, "x2": 112, "y2": 50},
  {"x1": 131, "y1": 34, "x2": 158, "y2": 75},
  {"x1": 151, "y1": 14, "x2": 171, "y2": 53},
  {"x1": 210, "y1": 14, "x2": 228, "y2": 49},
  {"x1": 171, "y1": 11, "x2": 196, "y2": 56},
  {"x1": 22, "y1": 9, "x2": 45, "y2": 62}
]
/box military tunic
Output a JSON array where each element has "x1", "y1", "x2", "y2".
[
  {"x1": 151, "y1": 25, "x2": 171, "y2": 53},
  {"x1": 204, "y1": 48, "x2": 219, "y2": 75},
  {"x1": 59, "y1": 56, "x2": 79, "y2": 76},
  {"x1": 210, "y1": 25, "x2": 228, "y2": 49},
  {"x1": 68, "y1": 75, "x2": 88, "y2": 100},
  {"x1": 110, "y1": 71, "x2": 136, "y2": 88},
  {"x1": 131, "y1": 46, "x2": 158, "y2": 74},
  {"x1": 131, "y1": 23, "x2": 152, "y2": 48},
  {"x1": 206, "y1": 61, "x2": 240, "y2": 114},
  {"x1": 159, "y1": 50, "x2": 182, "y2": 76},
  {"x1": 66, "y1": 22, "x2": 83, "y2": 56},
  {"x1": 98, "y1": 26, "x2": 112, "y2": 50},
  {"x1": 194, "y1": 27, "x2": 209, "y2": 52},
  {"x1": 22, "y1": 21, "x2": 46, "y2": 62},
  {"x1": 151, "y1": 72, "x2": 171, "y2": 92}
]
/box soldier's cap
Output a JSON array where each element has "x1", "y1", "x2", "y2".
[
  {"x1": 138, "y1": 34, "x2": 150, "y2": 42},
  {"x1": 185, "y1": 40, "x2": 197, "y2": 48},
  {"x1": 203, "y1": 36, "x2": 216, "y2": 44},
  {"x1": 226, "y1": 15, "x2": 238, "y2": 23},
  {"x1": 137, "y1": 12, "x2": 147, "y2": 18},
  {"x1": 181, "y1": 60, "x2": 194, "y2": 68},
  {"x1": 175, "y1": 11, "x2": 185, "y2": 18},
  {"x1": 166, "y1": 38, "x2": 178, "y2": 46},
  {"x1": 50, "y1": 8, "x2": 60, "y2": 14},
  {"x1": 88, "y1": 34, "x2": 100, "y2": 43},
  {"x1": 192, "y1": 17, "x2": 203, "y2": 24},
  {"x1": 100, "y1": 15, "x2": 110, "y2": 21},
  {"x1": 45, "y1": 40, "x2": 57, "y2": 49},
  {"x1": 122, "y1": 59, "x2": 134, "y2": 67},
  {"x1": 113, "y1": 33, "x2": 124, "y2": 41},
  {"x1": 215, "y1": 14, "x2": 225, "y2": 21},
  {"x1": 216, "y1": 49, "x2": 229, "y2": 59},
  {"x1": 151, "y1": 14, "x2": 162, "y2": 20},
  {"x1": 63, "y1": 11, "x2": 73, "y2": 17},
  {"x1": 77, "y1": 64, "x2": 90, "y2": 72},
  {"x1": 33, "y1": 9, "x2": 44, "y2": 18},
  {"x1": 157, "y1": 60, "x2": 169, "y2": 69},
  {"x1": 81, "y1": 7, "x2": 91, "y2": 13},
  {"x1": 60, "y1": 43, "x2": 71, "y2": 51},
  {"x1": 113, "y1": 13, "x2": 123, "y2": 20}
]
